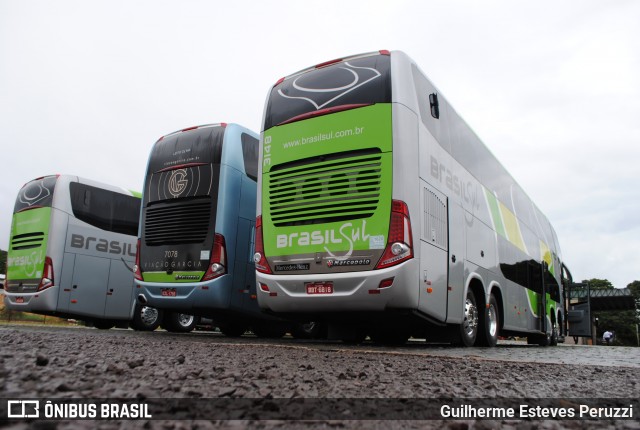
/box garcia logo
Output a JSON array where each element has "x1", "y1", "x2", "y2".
[{"x1": 168, "y1": 169, "x2": 188, "y2": 197}]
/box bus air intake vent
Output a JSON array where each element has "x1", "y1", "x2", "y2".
[
  {"x1": 268, "y1": 151, "x2": 382, "y2": 227},
  {"x1": 144, "y1": 198, "x2": 211, "y2": 245},
  {"x1": 11, "y1": 232, "x2": 45, "y2": 250}
]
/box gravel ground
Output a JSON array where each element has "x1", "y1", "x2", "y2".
[{"x1": 1, "y1": 325, "x2": 639, "y2": 429}]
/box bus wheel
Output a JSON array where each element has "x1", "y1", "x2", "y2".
[
  {"x1": 93, "y1": 319, "x2": 114, "y2": 330},
  {"x1": 550, "y1": 313, "x2": 559, "y2": 346},
  {"x1": 459, "y1": 290, "x2": 478, "y2": 347},
  {"x1": 219, "y1": 323, "x2": 247, "y2": 337},
  {"x1": 253, "y1": 324, "x2": 287, "y2": 339},
  {"x1": 163, "y1": 312, "x2": 199, "y2": 333},
  {"x1": 477, "y1": 294, "x2": 499, "y2": 347},
  {"x1": 131, "y1": 305, "x2": 162, "y2": 331}
]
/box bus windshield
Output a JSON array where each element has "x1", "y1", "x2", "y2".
[
  {"x1": 14, "y1": 176, "x2": 57, "y2": 213},
  {"x1": 263, "y1": 53, "x2": 391, "y2": 130}
]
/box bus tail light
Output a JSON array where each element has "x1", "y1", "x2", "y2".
[
  {"x1": 254, "y1": 216, "x2": 272, "y2": 274},
  {"x1": 202, "y1": 234, "x2": 227, "y2": 281},
  {"x1": 37, "y1": 257, "x2": 54, "y2": 291},
  {"x1": 133, "y1": 239, "x2": 143, "y2": 281},
  {"x1": 375, "y1": 200, "x2": 414, "y2": 270}
]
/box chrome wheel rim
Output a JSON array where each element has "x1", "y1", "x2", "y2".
[
  {"x1": 463, "y1": 297, "x2": 478, "y2": 337},
  {"x1": 140, "y1": 306, "x2": 159, "y2": 325},
  {"x1": 487, "y1": 304, "x2": 498, "y2": 337},
  {"x1": 178, "y1": 314, "x2": 194, "y2": 328}
]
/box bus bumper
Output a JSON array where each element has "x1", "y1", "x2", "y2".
[
  {"x1": 134, "y1": 275, "x2": 233, "y2": 311},
  {"x1": 256, "y1": 259, "x2": 419, "y2": 313},
  {"x1": 3, "y1": 287, "x2": 59, "y2": 313}
]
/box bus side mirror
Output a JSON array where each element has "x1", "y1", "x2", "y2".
[{"x1": 429, "y1": 93, "x2": 439, "y2": 119}]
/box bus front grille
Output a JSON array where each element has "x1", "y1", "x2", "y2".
[
  {"x1": 11, "y1": 232, "x2": 45, "y2": 250},
  {"x1": 144, "y1": 199, "x2": 211, "y2": 245},
  {"x1": 268, "y1": 151, "x2": 382, "y2": 227}
]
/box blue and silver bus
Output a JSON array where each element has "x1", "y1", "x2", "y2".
[{"x1": 134, "y1": 123, "x2": 296, "y2": 337}]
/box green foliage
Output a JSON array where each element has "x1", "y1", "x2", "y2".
[
  {"x1": 582, "y1": 278, "x2": 614, "y2": 290},
  {"x1": 585, "y1": 278, "x2": 639, "y2": 346}
]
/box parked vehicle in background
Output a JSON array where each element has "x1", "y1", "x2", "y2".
[
  {"x1": 3, "y1": 174, "x2": 194, "y2": 331},
  {"x1": 134, "y1": 123, "x2": 314, "y2": 337}
]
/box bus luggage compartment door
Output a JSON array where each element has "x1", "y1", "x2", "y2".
[{"x1": 418, "y1": 182, "x2": 448, "y2": 322}]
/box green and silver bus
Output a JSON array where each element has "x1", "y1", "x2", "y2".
[
  {"x1": 255, "y1": 50, "x2": 569, "y2": 346},
  {"x1": 3, "y1": 175, "x2": 169, "y2": 330}
]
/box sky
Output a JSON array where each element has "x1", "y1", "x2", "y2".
[{"x1": 1, "y1": 0, "x2": 639, "y2": 288}]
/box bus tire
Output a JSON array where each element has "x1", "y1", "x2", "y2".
[
  {"x1": 163, "y1": 312, "x2": 199, "y2": 333},
  {"x1": 459, "y1": 290, "x2": 479, "y2": 347},
  {"x1": 550, "y1": 312, "x2": 558, "y2": 346},
  {"x1": 477, "y1": 294, "x2": 499, "y2": 347},
  {"x1": 93, "y1": 319, "x2": 114, "y2": 330},
  {"x1": 131, "y1": 305, "x2": 162, "y2": 331}
]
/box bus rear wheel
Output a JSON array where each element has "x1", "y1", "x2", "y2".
[
  {"x1": 162, "y1": 312, "x2": 199, "y2": 333},
  {"x1": 459, "y1": 290, "x2": 478, "y2": 347},
  {"x1": 131, "y1": 305, "x2": 162, "y2": 331},
  {"x1": 477, "y1": 294, "x2": 499, "y2": 347}
]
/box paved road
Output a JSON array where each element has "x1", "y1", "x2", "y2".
[{"x1": 1, "y1": 325, "x2": 639, "y2": 429}]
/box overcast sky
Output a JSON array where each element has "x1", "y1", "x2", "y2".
[{"x1": 1, "y1": 0, "x2": 638, "y2": 288}]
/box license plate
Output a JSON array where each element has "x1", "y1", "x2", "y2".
[
  {"x1": 306, "y1": 282, "x2": 333, "y2": 295},
  {"x1": 161, "y1": 288, "x2": 177, "y2": 297},
  {"x1": 15, "y1": 297, "x2": 24, "y2": 304}
]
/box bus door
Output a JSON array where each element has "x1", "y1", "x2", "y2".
[
  {"x1": 418, "y1": 182, "x2": 448, "y2": 322},
  {"x1": 446, "y1": 203, "x2": 465, "y2": 324}
]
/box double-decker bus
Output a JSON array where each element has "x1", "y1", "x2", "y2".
[
  {"x1": 3, "y1": 175, "x2": 169, "y2": 330},
  {"x1": 255, "y1": 50, "x2": 569, "y2": 346},
  {"x1": 134, "y1": 123, "x2": 298, "y2": 337}
]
